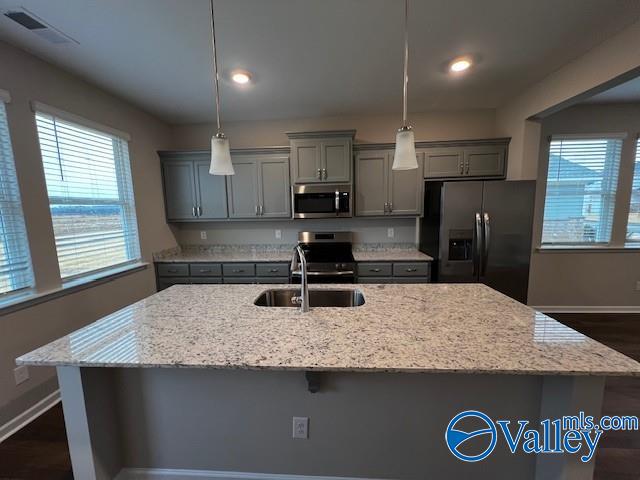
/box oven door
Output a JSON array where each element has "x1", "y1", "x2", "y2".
[{"x1": 292, "y1": 184, "x2": 352, "y2": 218}]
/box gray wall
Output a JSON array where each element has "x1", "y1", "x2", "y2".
[
  {"x1": 528, "y1": 102, "x2": 640, "y2": 309},
  {"x1": 174, "y1": 217, "x2": 418, "y2": 245},
  {"x1": 0, "y1": 40, "x2": 177, "y2": 425}
]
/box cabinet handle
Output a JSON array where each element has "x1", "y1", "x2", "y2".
[
  {"x1": 259, "y1": 205, "x2": 264, "y2": 216},
  {"x1": 269, "y1": 268, "x2": 279, "y2": 273},
  {"x1": 459, "y1": 161, "x2": 464, "y2": 174},
  {"x1": 317, "y1": 168, "x2": 322, "y2": 179},
  {"x1": 255, "y1": 205, "x2": 259, "y2": 216},
  {"x1": 192, "y1": 206, "x2": 197, "y2": 217},
  {"x1": 197, "y1": 205, "x2": 202, "y2": 216},
  {"x1": 370, "y1": 268, "x2": 381, "y2": 273},
  {"x1": 199, "y1": 269, "x2": 211, "y2": 273},
  {"x1": 389, "y1": 202, "x2": 393, "y2": 212},
  {"x1": 465, "y1": 160, "x2": 470, "y2": 175},
  {"x1": 322, "y1": 168, "x2": 327, "y2": 179},
  {"x1": 232, "y1": 269, "x2": 244, "y2": 273},
  {"x1": 168, "y1": 268, "x2": 178, "y2": 273},
  {"x1": 405, "y1": 268, "x2": 418, "y2": 272},
  {"x1": 384, "y1": 202, "x2": 388, "y2": 213}
]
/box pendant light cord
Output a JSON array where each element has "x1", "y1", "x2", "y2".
[
  {"x1": 402, "y1": 0, "x2": 409, "y2": 126},
  {"x1": 209, "y1": 0, "x2": 222, "y2": 133}
]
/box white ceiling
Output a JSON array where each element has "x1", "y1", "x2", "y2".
[
  {"x1": 585, "y1": 76, "x2": 640, "y2": 104},
  {"x1": 1, "y1": 0, "x2": 639, "y2": 124}
]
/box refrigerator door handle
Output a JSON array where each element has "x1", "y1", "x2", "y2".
[
  {"x1": 473, "y1": 212, "x2": 482, "y2": 277},
  {"x1": 482, "y1": 212, "x2": 491, "y2": 276}
]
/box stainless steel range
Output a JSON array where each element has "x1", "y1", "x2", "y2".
[{"x1": 291, "y1": 231, "x2": 356, "y2": 283}]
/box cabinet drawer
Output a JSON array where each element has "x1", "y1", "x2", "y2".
[
  {"x1": 189, "y1": 263, "x2": 222, "y2": 277},
  {"x1": 157, "y1": 263, "x2": 189, "y2": 277},
  {"x1": 256, "y1": 263, "x2": 290, "y2": 277},
  {"x1": 190, "y1": 277, "x2": 223, "y2": 284},
  {"x1": 256, "y1": 277, "x2": 290, "y2": 284},
  {"x1": 357, "y1": 277, "x2": 394, "y2": 284},
  {"x1": 223, "y1": 277, "x2": 257, "y2": 284},
  {"x1": 393, "y1": 262, "x2": 430, "y2": 277},
  {"x1": 357, "y1": 263, "x2": 392, "y2": 277},
  {"x1": 222, "y1": 263, "x2": 256, "y2": 277}
]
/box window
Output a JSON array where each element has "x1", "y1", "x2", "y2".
[
  {"x1": 541, "y1": 136, "x2": 623, "y2": 246},
  {"x1": 0, "y1": 96, "x2": 34, "y2": 296},
  {"x1": 35, "y1": 109, "x2": 140, "y2": 280},
  {"x1": 627, "y1": 139, "x2": 640, "y2": 243}
]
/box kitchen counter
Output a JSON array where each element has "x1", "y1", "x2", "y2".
[{"x1": 17, "y1": 283, "x2": 640, "y2": 376}]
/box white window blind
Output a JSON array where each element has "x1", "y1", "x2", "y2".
[
  {"x1": 542, "y1": 136, "x2": 623, "y2": 245},
  {"x1": 627, "y1": 139, "x2": 640, "y2": 243},
  {"x1": 35, "y1": 111, "x2": 141, "y2": 280},
  {"x1": 0, "y1": 101, "x2": 34, "y2": 296}
]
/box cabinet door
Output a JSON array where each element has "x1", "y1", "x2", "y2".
[
  {"x1": 162, "y1": 160, "x2": 197, "y2": 220},
  {"x1": 388, "y1": 152, "x2": 423, "y2": 216},
  {"x1": 464, "y1": 146, "x2": 506, "y2": 178},
  {"x1": 355, "y1": 151, "x2": 388, "y2": 216},
  {"x1": 322, "y1": 138, "x2": 351, "y2": 183},
  {"x1": 423, "y1": 149, "x2": 464, "y2": 178},
  {"x1": 290, "y1": 139, "x2": 321, "y2": 183},
  {"x1": 259, "y1": 157, "x2": 291, "y2": 218},
  {"x1": 226, "y1": 158, "x2": 259, "y2": 218},
  {"x1": 195, "y1": 160, "x2": 228, "y2": 219}
]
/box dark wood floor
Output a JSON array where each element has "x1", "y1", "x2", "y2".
[{"x1": 0, "y1": 313, "x2": 637, "y2": 480}]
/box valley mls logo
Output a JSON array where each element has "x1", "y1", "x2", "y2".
[
  {"x1": 445, "y1": 410, "x2": 497, "y2": 462},
  {"x1": 445, "y1": 409, "x2": 639, "y2": 463}
]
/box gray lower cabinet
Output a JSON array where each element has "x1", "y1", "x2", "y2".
[
  {"x1": 156, "y1": 262, "x2": 292, "y2": 290},
  {"x1": 227, "y1": 155, "x2": 290, "y2": 219},
  {"x1": 423, "y1": 145, "x2": 506, "y2": 179},
  {"x1": 357, "y1": 261, "x2": 431, "y2": 283},
  {"x1": 160, "y1": 153, "x2": 227, "y2": 221},
  {"x1": 355, "y1": 150, "x2": 423, "y2": 216}
]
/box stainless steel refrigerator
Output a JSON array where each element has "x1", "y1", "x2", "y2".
[{"x1": 419, "y1": 180, "x2": 536, "y2": 303}]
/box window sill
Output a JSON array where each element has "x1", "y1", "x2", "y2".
[
  {"x1": 536, "y1": 245, "x2": 640, "y2": 253},
  {"x1": 0, "y1": 262, "x2": 148, "y2": 317}
]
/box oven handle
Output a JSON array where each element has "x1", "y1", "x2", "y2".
[{"x1": 291, "y1": 270, "x2": 355, "y2": 276}]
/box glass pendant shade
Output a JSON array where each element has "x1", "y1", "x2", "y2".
[
  {"x1": 392, "y1": 127, "x2": 418, "y2": 170},
  {"x1": 209, "y1": 133, "x2": 234, "y2": 175}
]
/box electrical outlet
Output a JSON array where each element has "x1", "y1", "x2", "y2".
[
  {"x1": 292, "y1": 416, "x2": 309, "y2": 439},
  {"x1": 635, "y1": 281, "x2": 640, "y2": 291},
  {"x1": 387, "y1": 228, "x2": 395, "y2": 238},
  {"x1": 200, "y1": 231, "x2": 207, "y2": 240},
  {"x1": 275, "y1": 229, "x2": 282, "y2": 240},
  {"x1": 14, "y1": 365, "x2": 29, "y2": 385}
]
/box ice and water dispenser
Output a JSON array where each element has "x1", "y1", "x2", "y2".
[{"x1": 447, "y1": 230, "x2": 473, "y2": 261}]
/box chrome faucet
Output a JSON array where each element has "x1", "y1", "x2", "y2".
[{"x1": 291, "y1": 245, "x2": 310, "y2": 312}]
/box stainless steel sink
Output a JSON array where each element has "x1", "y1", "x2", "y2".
[{"x1": 254, "y1": 289, "x2": 365, "y2": 308}]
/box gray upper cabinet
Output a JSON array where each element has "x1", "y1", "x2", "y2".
[
  {"x1": 195, "y1": 160, "x2": 228, "y2": 219},
  {"x1": 227, "y1": 157, "x2": 260, "y2": 218},
  {"x1": 423, "y1": 144, "x2": 506, "y2": 179},
  {"x1": 355, "y1": 150, "x2": 423, "y2": 217},
  {"x1": 227, "y1": 154, "x2": 291, "y2": 219},
  {"x1": 355, "y1": 151, "x2": 387, "y2": 216},
  {"x1": 258, "y1": 156, "x2": 291, "y2": 218},
  {"x1": 162, "y1": 160, "x2": 197, "y2": 220},
  {"x1": 288, "y1": 130, "x2": 355, "y2": 184},
  {"x1": 388, "y1": 152, "x2": 424, "y2": 216}
]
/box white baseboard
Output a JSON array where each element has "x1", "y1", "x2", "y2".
[
  {"x1": 116, "y1": 469, "x2": 383, "y2": 480},
  {"x1": 532, "y1": 305, "x2": 640, "y2": 314},
  {"x1": 0, "y1": 389, "x2": 60, "y2": 443}
]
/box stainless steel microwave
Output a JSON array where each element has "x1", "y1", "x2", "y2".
[{"x1": 292, "y1": 184, "x2": 352, "y2": 218}]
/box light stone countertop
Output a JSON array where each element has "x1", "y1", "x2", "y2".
[
  {"x1": 153, "y1": 244, "x2": 433, "y2": 263},
  {"x1": 17, "y1": 283, "x2": 640, "y2": 376}
]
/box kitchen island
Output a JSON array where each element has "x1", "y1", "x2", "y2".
[{"x1": 17, "y1": 284, "x2": 640, "y2": 480}]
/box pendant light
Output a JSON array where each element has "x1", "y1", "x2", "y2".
[
  {"x1": 208, "y1": 0, "x2": 234, "y2": 175},
  {"x1": 392, "y1": 0, "x2": 418, "y2": 171}
]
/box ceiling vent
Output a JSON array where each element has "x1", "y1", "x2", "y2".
[{"x1": 3, "y1": 8, "x2": 77, "y2": 45}]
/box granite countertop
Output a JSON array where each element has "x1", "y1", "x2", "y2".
[
  {"x1": 153, "y1": 244, "x2": 433, "y2": 263},
  {"x1": 17, "y1": 283, "x2": 640, "y2": 376}
]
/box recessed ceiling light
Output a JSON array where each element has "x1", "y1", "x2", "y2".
[
  {"x1": 449, "y1": 57, "x2": 472, "y2": 73},
  {"x1": 231, "y1": 71, "x2": 251, "y2": 84}
]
